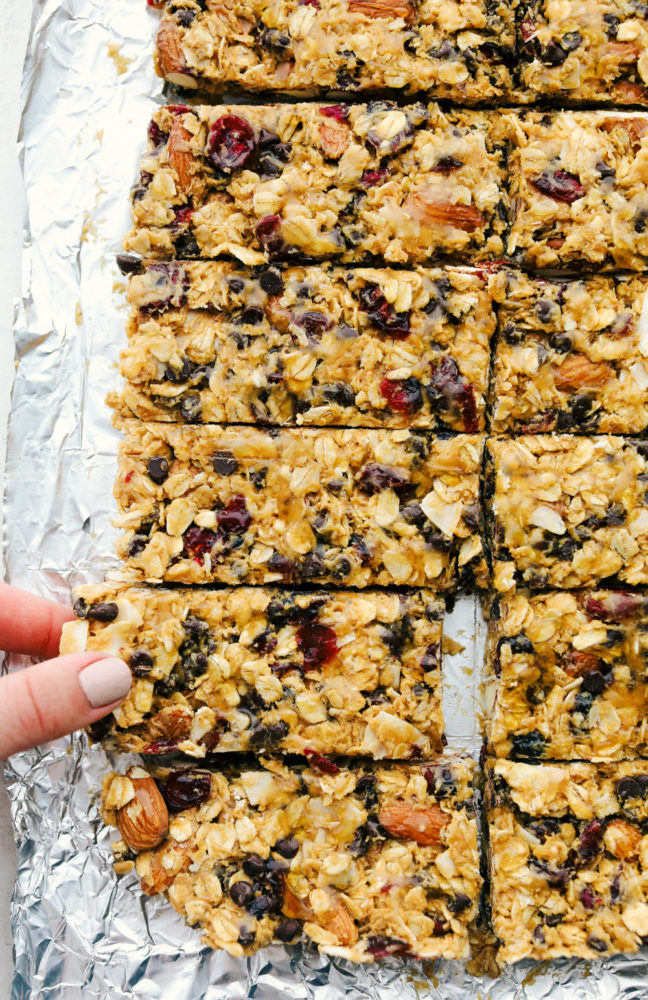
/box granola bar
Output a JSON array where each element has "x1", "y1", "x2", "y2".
[
  {"x1": 486, "y1": 589, "x2": 648, "y2": 762},
  {"x1": 113, "y1": 260, "x2": 494, "y2": 431},
  {"x1": 489, "y1": 269, "x2": 648, "y2": 436},
  {"x1": 102, "y1": 756, "x2": 480, "y2": 960},
  {"x1": 124, "y1": 103, "x2": 509, "y2": 265},
  {"x1": 486, "y1": 435, "x2": 648, "y2": 592},
  {"x1": 154, "y1": 0, "x2": 515, "y2": 102},
  {"x1": 115, "y1": 423, "x2": 486, "y2": 589},
  {"x1": 518, "y1": 0, "x2": 648, "y2": 105},
  {"x1": 507, "y1": 111, "x2": 648, "y2": 271},
  {"x1": 61, "y1": 584, "x2": 445, "y2": 759},
  {"x1": 488, "y1": 758, "x2": 648, "y2": 964}
]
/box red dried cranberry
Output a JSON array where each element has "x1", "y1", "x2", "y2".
[
  {"x1": 379, "y1": 376, "x2": 422, "y2": 415},
  {"x1": 303, "y1": 748, "x2": 340, "y2": 774},
  {"x1": 183, "y1": 525, "x2": 218, "y2": 561},
  {"x1": 297, "y1": 622, "x2": 338, "y2": 669},
  {"x1": 357, "y1": 462, "x2": 408, "y2": 495},
  {"x1": 584, "y1": 592, "x2": 642, "y2": 621},
  {"x1": 164, "y1": 770, "x2": 211, "y2": 811},
  {"x1": 360, "y1": 168, "x2": 388, "y2": 187},
  {"x1": 358, "y1": 284, "x2": 410, "y2": 338},
  {"x1": 432, "y1": 156, "x2": 463, "y2": 174},
  {"x1": 256, "y1": 214, "x2": 285, "y2": 256},
  {"x1": 531, "y1": 170, "x2": 586, "y2": 204},
  {"x1": 320, "y1": 104, "x2": 349, "y2": 121},
  {"x1": 207, "y1": 114, "x2": 256, "y2": 172},
  {"x1": 217, "y1": 495, "x2": 252, "y2": 535}
]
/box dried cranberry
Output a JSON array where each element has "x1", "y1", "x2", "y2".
[
  {"x1": 379, "y1": 376, "x2": 422, "y2": 415},
  {"x1": 147, "y1": 120, "x2": 168, "y2": 148},
  {"x1": 320, "y1": 104, "x2": 349, "y2": 121},
  {"x1": 531, "y1": 170, "x2": 586, "y2": 204},
  {"x1": 358, "y1": 284, "x2": 410, "y2": 338},
  {"x1": 303, "y1": 748, "x2": 340, "y2": 774},
  {"x1": 297, "y1": 622, "x2": 338, "y2": 669},
  {"x1": 256, "y1": 214, "x2": 285, "y2": 256},
  {"x1": 183, "y1": 525, "x2": 218, "y2": 561},
  {"x1": 207, "y1": 114, "x2": 256, "y2": 172},
  {"x1": 147, "y1": 456, "x2": 169, "y2": 484},
  {"x1": 360, "y1": 168, "x2": 388, "y2": 187},
  {"x1": 164, "y1": 770, "x2": 211, "y2": 811},
  {"x1": 357, "y1": 462, "x2": 408, "y2": 495},
  {"x1": 579, "y1": 820, "x2": 603, "y2": 861},
  {"x1": 217, "y1": 495, "x2": 252, "y2": 535},
  {"x1": 432, "y1": 156, "x2": 463, "y2": 174},
  {"x1": 428, "y1": 357, "x2": 478, "y2": 432}
]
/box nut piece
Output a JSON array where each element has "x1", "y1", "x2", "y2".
[
  {"x1": 348, "y1": 0, "x2": 414, "y2": 20},
  {"x1": 553, "y1": 354, "x2": 612, "y2": 391},
  {"x1": 168, "y1": 118, "x2": 194, "y2": 191},
  {"x1": 404, "y1": 191, "x2": 483, "y2": 233},
  {"x1": 379, "y1": 801, "x2": 448, "y2": 846},
  {"x1": 604, "y1": 819, "x2": 642, "y2": 860},
  {"x1": 116, "y1": 766, "x2": 169, "y2": 852},
  {"x1": 323, "y1": 895, "x2": 359, "y2": 946}
]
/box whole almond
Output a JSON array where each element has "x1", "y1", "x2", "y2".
[
  {"x1": 117, "y1": 767, "x2": 169, "y2": 852},
  {"x1": 379, "y1": 801, "x2": 448, "y2": 846}
]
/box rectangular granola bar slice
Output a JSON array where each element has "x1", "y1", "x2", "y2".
[
  {"x1": 115, "y1": 424, "x2": 486, "y2": 589},
  {"x1": 488, "y1": 758, "x2": 648, "y2": 964},
  {"x1": 61, "y1": 584, "x2": 445, "y2": 758},
  {"x1": 103, "y1": 755, "x2": 480, "y2": 960},
  {"x1": 485, "y1": 589, "x2": 648, "y2": 762},
  {"x1": 485, "y1": 435, "x2": 648, "y2": 592},
  {"x1": 154, "y1": 0, "x2": 515, "y2": 102},
  {"x1": 507, "y1": 111, "x2": 648, "y2": 271},
  {"x1": 124, "y1": 103, "x2": 509, "y2": 265},
  {"x1": 114, "y1": 261, "x2": 494, "y2": 430},
  {"x1": 490, "y1": 269, "x2": 648, "y2": 436},
  {"x1": 517, "y1": 0, "x2": 648, "y2": 105}
]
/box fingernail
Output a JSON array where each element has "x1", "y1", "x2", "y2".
[{"x1": 78, "y1": 658, "x2": 132, "y2": 708}]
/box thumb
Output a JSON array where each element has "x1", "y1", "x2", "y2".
[{"x1": 0, "y1": 652, "x2": 131, "y2": 759}]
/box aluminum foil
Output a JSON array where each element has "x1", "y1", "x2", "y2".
[{"x1": 6, "y1": 1, "x2": 648, "y2": 996}]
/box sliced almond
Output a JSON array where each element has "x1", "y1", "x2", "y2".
[
  {"x1": 379, "y1": 801, "x2": 448, "y2": 846},
  {"x1": 404, "y1": 191, "x2": 483, "y2": 233},
  {"x1": 117, "y1": 767, "x2": 169, "y2": 852},
  {"x1": 553, "y1": 354, "x2": 612, "y2": 390},
  {"x1": 317, "y1": 122, "x2": 351, "y2": 160},
  {"x1": 348, "y1": 0, "x2": 414, "y2": 19},
  {"x1": 168, "y1": 117, "x2": 194, "y2": 191}
]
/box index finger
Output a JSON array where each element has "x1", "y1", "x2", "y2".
[{"x1": 0, "y1": 582, "x2": 74, "y2": 660}]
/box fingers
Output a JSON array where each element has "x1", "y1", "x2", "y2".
[
  {"x1": 0, "y1": 652, "x2": 131, "y2": 759},
  {"x1": 0, "y1": 582, "x2": 74, "y2": 660}
]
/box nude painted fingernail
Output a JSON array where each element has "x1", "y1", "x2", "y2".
[{"x1": 78, "y1": 658, "x2": 132, "y2": 708}]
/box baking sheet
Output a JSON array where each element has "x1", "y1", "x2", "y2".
[{"x1": 6, "y1": 0, "x2": 648, "y2": 996}]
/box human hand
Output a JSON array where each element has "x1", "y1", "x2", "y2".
[{"x1": 0, "y1": 582, "x2": 131, "y2": 759}]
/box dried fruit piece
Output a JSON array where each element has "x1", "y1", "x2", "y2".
[
  {"x1": 167, "y1": 118, "x2": 194, "y2": 190},
  {"x1": 207, "y1": 115, "x2": 256, "y2": 173},
  {"x1": 553, "y1": 355, "x2": 612, "y2": 390},
  {"x1": 531, "y1": 171, "x2": 585, "y2": 204},
  {"x1": 348, "y1": 0, "x2": 413, "y2": 20},
  {"x1": 379, "y1": 801, "x2": 448, "y2": 845},
  {"x1": 404, "y1": 191, "x2": 484, "y2": 232},
  {"x1": 116, "y1": 767, "x2": 169, "y2": 851}
]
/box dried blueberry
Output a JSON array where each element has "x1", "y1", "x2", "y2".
[
  {"x1": 164, "y1": 770, "x2": 212, "y2": 811},
  {"x1": 87, "y1": 602, "x2": 119, "y2": 623},
  {"x1": 147, "y1": 456, "x2": 170, "y2": 484},
  {"x1": 212, "y1": 450, "x2": 238, "y2": 476},
  {"x1": 130, "y1": 649, "x2": 154, "y2": 676},
  {"x1": 207, "y1": 114, "x2": 256, "y2": 172}
]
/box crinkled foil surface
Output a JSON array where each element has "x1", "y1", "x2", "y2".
[{"x1": 6, "y1": 1, "x2": 648, "y2": 997}]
